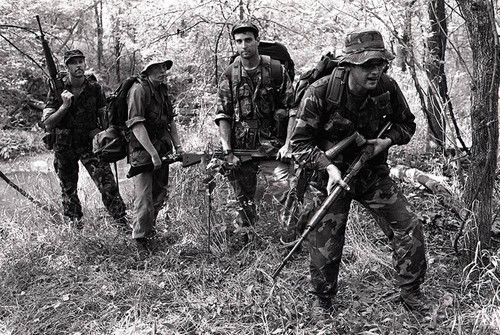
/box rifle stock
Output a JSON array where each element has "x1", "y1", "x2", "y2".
[
  {"x1": 272, "y1": 121, "x2": 392, "y2": 279},
  {"x1": 126, "y1": 152, "x2": 205, "y2": 178}
]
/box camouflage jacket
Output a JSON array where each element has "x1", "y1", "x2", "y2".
[
  {"x1": 43, "y1": 75, "x2": 106, "y2": 132},
  {"x1": 291, "y1": 72, "x2": 415, "y2": 174},
  {"x1": 215, "y1": 56, "x2": 295, "y2": 150}
]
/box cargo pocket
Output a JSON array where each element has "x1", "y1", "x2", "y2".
[{"x1": 53, "y1": 129, "x2": 72, "y2": 152}]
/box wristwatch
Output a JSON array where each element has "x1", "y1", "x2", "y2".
[{"x1": 223, "y1": 149, "x2": 233, "y2": 156}]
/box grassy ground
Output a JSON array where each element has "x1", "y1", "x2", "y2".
[{"x1": 0, "y1": 130, "x2": 499, "y2": 335}]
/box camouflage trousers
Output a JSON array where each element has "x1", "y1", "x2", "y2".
[
  {"x1": 306, "y1": 171, "x2": 427, "y2": 299},
  {"x1": 280, "y1": 164, "x2": 316, "y2": 241},
  {"x1": 226, "y1": 160, "x2": 292, "y2": 227},
  {"x1": 53, "y1": 147, "x2": 126, "y2": 221}
]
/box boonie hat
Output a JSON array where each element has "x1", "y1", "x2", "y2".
[
  {"x1": 141, "y1": 59, "x2": 173, "y2": 75},
  {"x1": 64, "y1": 49, "x2": 85, "y2": 64},
  {"x1": 339, "y1": 29, "x2": 394, "y2": 65},
  {"x1": 231, "y1": 20, "x2": 259, "y2": 37}
]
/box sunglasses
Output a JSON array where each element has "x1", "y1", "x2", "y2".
[{"x1": 358, "y1": 60, "x2": 388, "y2": 72}]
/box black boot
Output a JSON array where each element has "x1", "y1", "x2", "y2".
[
  {"x1": 135, "y1": 238, "x2": 150, "y2": 260},
  {"x1": 401, "y1": 287, "x2": 430, "y2": 315}
]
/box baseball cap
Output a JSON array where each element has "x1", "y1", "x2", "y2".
[
  {"x1": 231, "y1": 20, "x2": 259, "y2": 37},
  {"x1": 64, "y1": 49, "x2": 85, "y2": 64}
]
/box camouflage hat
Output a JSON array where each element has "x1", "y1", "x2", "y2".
[
  {"x1": 339, "y1": 29, "x2": 394, "y2": 65},
  {"x1": 140, "y1": 59, "x2": 173, "y2": 75},
  {"x1": 231, "y1": 20, "x2": 259, "y2": 37},
  {"x1": 64, "y1": 49, "x2": 85, "y2": 64}
]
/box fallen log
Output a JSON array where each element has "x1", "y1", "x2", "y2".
[
  {"x1": 390, "y1": 164, "x2": 452, "y2": 197},
  {"x1": 390, "y1": 164, "x2": 467, "y2": 222}
]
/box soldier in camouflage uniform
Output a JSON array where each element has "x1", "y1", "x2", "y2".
[
  {"x1": 290, "y1": 29, "x2": 427, "y2": 315},
  {"x1": 216, "y1": 21, "x2": 296, "y2": 243},
  {"x1": 42, "y1": 50, "x2": 127, "y2": 230}
]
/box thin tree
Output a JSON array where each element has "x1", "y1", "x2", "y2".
[{"x1": 425, "y1": 0, "x2": 448, "y2": 151}]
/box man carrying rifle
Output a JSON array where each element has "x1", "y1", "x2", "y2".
[
  {"x1": 290, "y1": 29, "x2": 428, "y2": 317},
  {"x1": 216, "y1": 21, "x2": 295, "y2": 245},
  {"x1": 42, "y1": 50, "x2": 128, "y2": 230},
  {"x1": 126, "y1": 58, "x2": 184, "y2": 256}
]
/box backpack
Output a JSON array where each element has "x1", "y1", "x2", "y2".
[
  {"x1": 293, "y1": 52, "x2": 390, "y2": 113},
  {"x1": 93, "y1": 76, "x2": 150, "y2": 163},
  {"x1": 294, "y1": 52, "x2": 342, "y2": 107}
]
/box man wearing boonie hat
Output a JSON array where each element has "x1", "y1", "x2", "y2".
[
  {"x1": 42, "y1": 49, "x2": 128, "y2": 231},
  {"x1": 290, "y1": 29, "x2": 428, "y2": 317},
  {"x1": 126, "y1": 57, "x2": 184, "y2": 256}
]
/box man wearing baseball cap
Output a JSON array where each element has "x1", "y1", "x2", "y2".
[
  {"x1": 290, "y1": 29, "x2": 428, "y2": 317},
  {"x1": 215, "y1": 20, "x2": 296, "y2": 246},
  {"x1": 42, "y1": 49, "x2": 128, "y2": 231},
  {"x1": 126, "y1": 57, "x2": 184, "y2": 257}
]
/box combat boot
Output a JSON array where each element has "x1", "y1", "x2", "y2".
[
  {"x1": 401, "y1": 287, "x2": 430, "y2": 315},
  {"x1": 135, "y1": 238, "x2": 150, "y2": 260},
  {"x1": 309, "y1": 296, "x2": 333, "y2": 321}
]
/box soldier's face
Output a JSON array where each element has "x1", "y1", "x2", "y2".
[
  {"x1": 348, "y1": 59, "x2": 387, "y2": 94},
  {"x1": 147, "y1": 64, "x2": 168, "y2": 85},
  {"x1": 234, "y1": 32, "x2": 259, "y2": 59},
  {"x1": 66, "y1": 57, "x2": 86, "y2": 78}
]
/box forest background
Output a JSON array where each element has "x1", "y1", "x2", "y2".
[{"x1": 1, "y1": 0, "x2": 500, "y2": 334}]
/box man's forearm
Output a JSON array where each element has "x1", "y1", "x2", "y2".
[
  {"x1": 284, "y1": 115, "x2": 296, "y2": 145},
  {"x1": 42, "y1": 106, "x2": 69, "y2": 130},
  {"x1": 218, "y1": 119, "x2": 233, "y2": 151},
  {"x1": 131, "y1": 123, "x2": 158, "y2": 159}
]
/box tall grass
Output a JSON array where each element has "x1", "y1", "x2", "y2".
[{"x1": 0, "y1": 128, "x2": 499, "y2": 334}]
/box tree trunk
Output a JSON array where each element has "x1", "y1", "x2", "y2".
[
  {"x1": 94, "y1": 0, "x2": 104, "y2": 71},
  {"x1": 455, "y1": 0, "x2": 499, "y2": 264},
  {"x1": 424, "y1": 0, "x2": 448, "y2": 151},
  {"x1": 112, "y1": 10, "x2": 122, "y2": 83}
]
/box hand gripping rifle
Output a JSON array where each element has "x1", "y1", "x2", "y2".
[
  {"x1": 271, "y1": 121, "x2": 392, "y2": 279},
  {"x1": 36, "y1": 15, "x2": 64, "y2": 149}
]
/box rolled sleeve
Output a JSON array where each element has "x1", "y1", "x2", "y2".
[
  {"x1": 126, "y1": 83, "x2": 147, "y2": 129},
  {"x1": 41, "y1": 107, "x2": 57, "y2": 123},
  {"x1": 215, "y1": 75, "x2": 234, "y2": 125}
]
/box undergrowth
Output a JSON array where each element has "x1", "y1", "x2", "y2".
[{"x1": 0, "y1": 137, "x2": 499, "y2": 335}]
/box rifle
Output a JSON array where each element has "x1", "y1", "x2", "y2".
[
  {"x1": 36, "y1": 15, "x2": 64, "y2": 149},
  {"x1": 272, "y1": 122, "x2": 392, "y2": 279},
  {"x1": 36, "y1": 15, "x2": 64, "y2": 100},
  {"x1": 126, "y1": 148, "x2": 279, "y2": 178}
]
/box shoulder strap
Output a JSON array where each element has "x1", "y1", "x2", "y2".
[
  {"x1": 260, "y1": 55, "x2": 283, "y2": 91},
  {"x1": 136, "y1": 77, "x2": 152, "y2": 106},
  {"x1": 270, "y1": 58, "x2": 283, "y2": 89},
  {"x1": 325, "y1": 67, "x2": 348, "y2": 112},
  {"x1": 224, "y1": 56, "x2": 241, "y2": 86}
]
